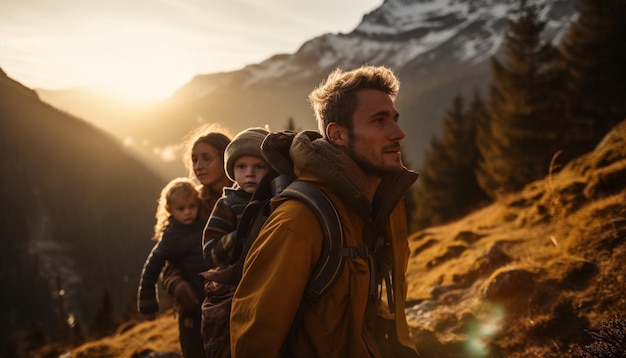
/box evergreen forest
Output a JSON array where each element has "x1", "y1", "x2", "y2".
[{"x1": 414, "y1": 0, "x2": 626, "y2": 229}]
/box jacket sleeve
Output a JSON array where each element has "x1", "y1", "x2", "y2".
[
  {"x1": 156, "y1": 229, "x2": 184, "y2": 295},
  {"x1": 230, "y1": 200, "x2": 323, "y2": 358},
  {"x1": 161, "y1": 262, "x2": 184, "y2": 296},
  {"x1": 203, "y1": 197, "x2": 238, "y2": 267},
  {"x1": 138, "y1": 242, "x2": 167, "y2": 314}
]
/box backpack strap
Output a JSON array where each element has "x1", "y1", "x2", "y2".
[
  {"x1": 279, "y1": 180, "x2": 376, "y2": 357},
  {"x1": 279, "y1": 181, "x2": 345, "y2": 303},
  {"x1": 229, "y1": 198, "x2": 267, "y2": 282},
  {"x1": 234, "y1": 177, "x2": 372, "y2": 356},
  {"x1": 279, "y1": 181, "x2": 382, "y2": 357},
  {"x1": 230, "y1": 172, "x2": 285, "y2": 283}
]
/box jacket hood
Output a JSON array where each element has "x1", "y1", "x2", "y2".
[{"x1": 263, "y1": 130, "x2": 418, "y2": 218}]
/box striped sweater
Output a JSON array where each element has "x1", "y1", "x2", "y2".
[{"x1": 202, "y1": 186, "x2": 252, "y2": 268}]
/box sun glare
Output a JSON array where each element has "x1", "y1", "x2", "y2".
[
  {"x1": 96, "y1": 70, "x2": 184, "y2": 102},
  {"x1": 69, "y1": 22, "x2": 195, "y2": 102}
]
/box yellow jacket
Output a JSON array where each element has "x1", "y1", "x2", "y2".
[{"x1": 230, "y1": 132, "x2": 419, "y2": 357}]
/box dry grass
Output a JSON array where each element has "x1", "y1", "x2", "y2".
[{"x1": 57, "y1": 312, "x2": 181, "y2": 358}]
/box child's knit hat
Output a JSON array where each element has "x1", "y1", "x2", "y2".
[{"x1": 224, "y1": 127, "x2": 270, "y2": 181}]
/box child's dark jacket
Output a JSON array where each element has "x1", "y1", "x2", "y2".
[{"x1": 138, "y1": 217, "x2": 208, "y2": 314}]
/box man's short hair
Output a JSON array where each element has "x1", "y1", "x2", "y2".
[{"x1": 308, "y1": 65, "x2": 400, "y2": 138}]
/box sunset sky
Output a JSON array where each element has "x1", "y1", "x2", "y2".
[{"x1": 0, "y1": 0, "x2": 380, "y2": 100}]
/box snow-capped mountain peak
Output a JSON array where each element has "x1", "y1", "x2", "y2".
[
  {"x1": 162, "y1": 0, "x2": 575, "y2": 170},
  {"x1": 234, "y1": 0, "x2": 574, "y2": 87}
]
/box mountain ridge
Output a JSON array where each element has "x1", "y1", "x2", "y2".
[
  {"x1": 36, "y1": 0, "x2": 576, "y2": 179},
  {"x1": 0, "y1": 69, "x2": 167, "y2": 351}
]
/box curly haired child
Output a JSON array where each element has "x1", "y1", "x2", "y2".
[{"x1": 138, "y1": 177, "x2": 209, "y2": 358}]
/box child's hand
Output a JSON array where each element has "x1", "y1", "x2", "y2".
[
  {"x1": 173, "y1": 280, "x2": 199, "y2": 309},
  {"x1": 143, "y1": 313, "x2": 157, "y2": 321}
]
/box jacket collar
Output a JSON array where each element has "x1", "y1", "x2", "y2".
[{"x1": 289, "y1": 131, "x2": 418, "y2": 219}]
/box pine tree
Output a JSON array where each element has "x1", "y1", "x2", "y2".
[
  {"x1": 122, "y1": 286, "x2": 141, "y2": 322},
  {"x1": 473, "y1": 90, "x2": 498, "y2": 201},
  {"x1": 464, "y1": 92, "x2": 492, "y2": 206},
  {"x1": 478, "y1": 0, "x2": 565, "y2": 198},
  {"x1": 415, "y1": 137, "x2": 448, "y2": 228},
  {"x1": 25, "y1": 317, "x2": 46, "y2": 353},
  {"x1": 89, "y1": 287, "x2": 120, "y2": 338},
  {"x1": 414, "y1": 94, "x2": 488, "y2": 229},
  {"x1": 559, "y1": 0, "x2": 626, "y2": 156}
]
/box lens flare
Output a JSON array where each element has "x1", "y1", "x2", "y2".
[{"x1": 464, "y1": 303, "x2": 504, "y2": 357}]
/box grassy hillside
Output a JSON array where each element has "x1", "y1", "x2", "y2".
[{"x1": 406, "y1": 119, "x2": 626, "y2": 357}]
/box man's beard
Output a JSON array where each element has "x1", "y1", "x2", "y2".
[{"x1": 345, "y1": 140, "x2": 403, "y2": 177}]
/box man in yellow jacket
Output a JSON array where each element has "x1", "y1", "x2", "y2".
[{"x1": 230, "y1": 65, "x2": 420, "y2": 357}]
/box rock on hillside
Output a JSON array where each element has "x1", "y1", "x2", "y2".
[{"x1": 405, "y1": 119, "x2": 626, "y2": 357}]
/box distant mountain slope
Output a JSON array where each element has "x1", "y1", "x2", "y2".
[
  {"x1": 0, "y1": 69, "x2": 166, "y2": 348},
  {"x1": 36, "y1": 0, "x2": 576, "y2": 175},
  {"x1": 54, "y1": 120, "x2": 626, "y2": 358}
]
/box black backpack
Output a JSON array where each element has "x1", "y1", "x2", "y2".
[
  {"x1": 208, "y1": 131, "x2": 415, "y2": 357},
  {"x1": 230, "y1": 171, "x2": 349, "y2": 345},
  {"x1": 231, "y1": 131, "x2": 349, "y2": 297},
  {"x1": 202, "y1": 131, "x2": 374, "y2": 358}
]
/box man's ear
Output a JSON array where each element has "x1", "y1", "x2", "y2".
[{"x1": 326, "y1": 123, "x2": 348, "y2": 147}]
